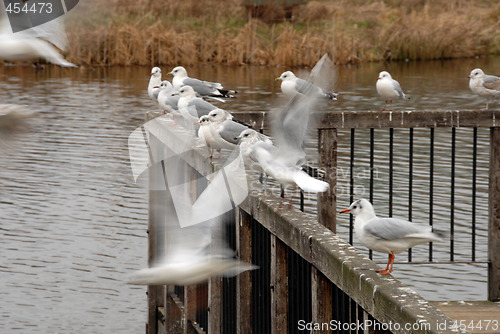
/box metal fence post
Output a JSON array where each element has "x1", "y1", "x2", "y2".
[{"x1": 489, "y1": 127, "x2": 500, "y2": 302}]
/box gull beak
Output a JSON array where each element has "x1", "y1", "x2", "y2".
[
  {"x1": 153, "y1": 86, "x2": 159, "y2": 89},
  {"x1": 339, "y1": 208, "x2": 351, "y2": 214},
  {"x1": 467, "y1": 75, "x2": 471, "y2": 79},
  {"x1": 275, "y1": 77, "x2": 281, "y2": 81},
  {"x1": 168, "y1": 71, "x2": 174, "y2": 75},
  {"x1": 150, "y1": 73, "x2": 154, "y2": 75},
  {"x1": 195, "y1": 121, "x2": 200, "y2": 124}
]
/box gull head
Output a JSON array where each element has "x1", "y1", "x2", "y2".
[
  {"x1": 238, "y1": 129, "x2": 259, "y2": 142},
  {"x1": 208, "y1": 109, "x2": 229, "y2": 122},
  {"x1": 178, "y1": 85, "x2": 197, "y2": 98},
  {"x1": 378, "y1": 71, "x2": 392, "y2": 80},
  {"x1": 276, "y1": 71, "x2": 296, "y2": 81},
  {"x1": 159, "y1": 80, "x2": 173, "y2": 90},
  {"x1": 150, "y1": 67, "x2": 161, "y2": 76},
  {"x1": 339, "y1": 199, "x2": 375, "y2": 218},
  {"x1": 169, "y1": 66, "x2": 188, "y2": 78},
  {"x1": 197, "y1": 115, "x2": 211, "y2": 125},
  {"x1": 468, "y1": 68, "x2": 485, "y2": 79}
]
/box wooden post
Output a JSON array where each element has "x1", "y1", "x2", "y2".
[
  {"x1": 209, "y1": 277, "x2": 222, "y2": 334},
  {"x1": 270, "y1": 235, "x2": 287, "y2": 334},
  {"x1": 185, "y1": 285, "x2": 199, "y2": 334},
  {"x1": 237, "y1": 209, "x2": 253, "y2": 334},
  {"x1": 147, "y1": 132, "x2": 166, "y2": 334},
  {"x1": 165, "y1": 286, "x2": 183, "y2": 333},
  {"x1": 318, "y1": 128, "x2": 338, "y2": 232},
  {"x1": 489, "y1": 127, "x2": 500, "y2": 302},
  {"x1": 311, "y1": 268, "x2": 332, "y2": 334}
]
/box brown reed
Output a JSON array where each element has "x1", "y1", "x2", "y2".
[{"x1": 60, "y1": 0, "x2": 500, "y2": 67}]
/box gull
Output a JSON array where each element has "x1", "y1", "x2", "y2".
[
  {"x1": 340, "y1": 199, "x2": 444, "y2": 275},
  {"x1": 468, "y1": 68, "x2": 500, "y2": 110},
  {"x1": 206, "y1": 109, "x2": 249, "y2": 151},
  {"x1": 0, "y1": 12, "x2": 77, "y2": 68},
  {"x1": 156, "y1": 80, "x2": 180, "y2": 115},
  {"x1": 128, "y1": 125, "x2": 256, "y2": 285},
  {"x1": 148, "y1": 67, "x2": 162, "y2": 102},
  {"x1": 197, "y1": 115, "x2": 218, "y2": 151},
  {"x1": 276, "y1": 71, "x2": 338, "y2": 100},
  {"x1": 177, "y1": 85, "x2": 221, "y2": 124},
  {"x1": 238, "y1": 129, "x2": 328, "y2": 194},
  {"x1": 169, "y1": 66, "x2": 236, "y2": 98},
  {"x1": 376, "y1": 71, "x2": 410, "y2": 111},
  {"x1": 128, "y1": 215, "x2": 256, "y2": 285}
]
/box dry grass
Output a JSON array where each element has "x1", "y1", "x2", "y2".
[{"x1": 62, "y1": 0, "x2": 500, "y2": 67}]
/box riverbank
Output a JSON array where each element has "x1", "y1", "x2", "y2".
[{"x1": 52, "y1": 0, "x2": 500, "y2": 67}]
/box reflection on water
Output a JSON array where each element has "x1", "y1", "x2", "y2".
[{"x1": 1, "y1": 57, "x2": 498, "y2": 331}]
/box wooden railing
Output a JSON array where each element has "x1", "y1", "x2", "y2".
[{"x1": 143, "y1": 109, "x2": 500, "y2": 334}]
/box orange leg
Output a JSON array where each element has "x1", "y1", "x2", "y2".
[
  {"x1": 376, "y1": 252, "x2": 395, "y2": 275},
  {"x1": 380, "y1": 100, "x2": 388, "y2": 111}
]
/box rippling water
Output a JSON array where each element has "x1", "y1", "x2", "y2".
[{"x1": 1, "y1": 58, "x2": 499, "y2": 331}]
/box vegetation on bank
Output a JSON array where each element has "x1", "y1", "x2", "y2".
[{"x1": 63, "y1": 0, "x2": 500, "y2": 67}]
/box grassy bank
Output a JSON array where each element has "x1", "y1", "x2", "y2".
[{"x1": 64, "y1": 0, "x2": 500, "y2": 67}]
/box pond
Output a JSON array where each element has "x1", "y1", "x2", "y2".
[{"x1": 1, "y1": 56, "x2": 499, "y2": 332}]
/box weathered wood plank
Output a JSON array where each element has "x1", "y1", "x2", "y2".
[
  {"x1": 164, "y1": 289, "x2": 184, "y2": 334},
  {"x1": 317, "y1": 128, "x2": 337, "y2": 232},
  {"x1": 432, "y1": 301, "x2": 500, "y2": 334},
  {"x1": 270, "y1": 235, "x2": 288, "y2": 334},
  {"x1": 489, "y1": 127, "x2": 500, "y2": 302},
  {"x1": 237, "y1": 209, "x2": 253, "y2": 334},
  {"x1": 311, "y1": 268, "x2": 332, "y2": 334}
]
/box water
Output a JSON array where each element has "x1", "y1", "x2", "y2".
[{"x1": 1, "y1": 58, "x2": 499, "y2": 331}]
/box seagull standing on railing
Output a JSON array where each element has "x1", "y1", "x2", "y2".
[
  {"x1": 340, "y1": 199, "x2": 444, "y2": 275},
  {"x1": 177, "y1": 85, "x2": 221, "y2": 125},
  {"x1": 376, "y1": 71, "x2": 410, "y2": 111},
  {"x1": 169, "y1": 66, "x2": 237, "y2": 98},
  {"x1": 276, "y1": 71, "x2": 338, "y2": 100},
  {"x1": 148, "y1": 67, "x2": 162, "y2": 102},
  {"x1": 468, "y1": 68, "x2": 500, "y2": 110},
  {"x1": 156, "y1": 80, "x2": 179, "y2": 115},
  {"x1": 206, "y1": 109, "x2": 250, "y2": 151}
]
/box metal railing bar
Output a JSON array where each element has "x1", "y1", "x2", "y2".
[
  {"x1": 472, "y1": 127, "x2": 477, "y2": 262},
  {"x1": 429, "y1": 128, "x2": 434, "y2": 261},
  {"x1": 450, "y1": 128, "x2": 456, "y2": 262},
  {"x1": 408, "y1": 128, "x2": 414, "y2": 262}
]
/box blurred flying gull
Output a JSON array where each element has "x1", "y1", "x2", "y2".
[
  {"x1": 376, "y1": 71, "x2": 410, "y2": 111},
  {"x1": 340, "y1": 199, "x2": 444, "y2": 275},
  {"x1": 0, "y1": 7, "x2": 77, "y2": 67},
  {"x1": 237, "y1": 55, "x2": 334, "y2": 195},
  {"x1": 127, "y1": 115, "x2": 255, "y2": 285},
  {"x1": 468, "y1": 68, "x2": 500, "y2": 110}
]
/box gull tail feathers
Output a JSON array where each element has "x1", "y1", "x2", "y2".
[{"x1": 293, "y1": 171, "x2": 329, "y2": 193}]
